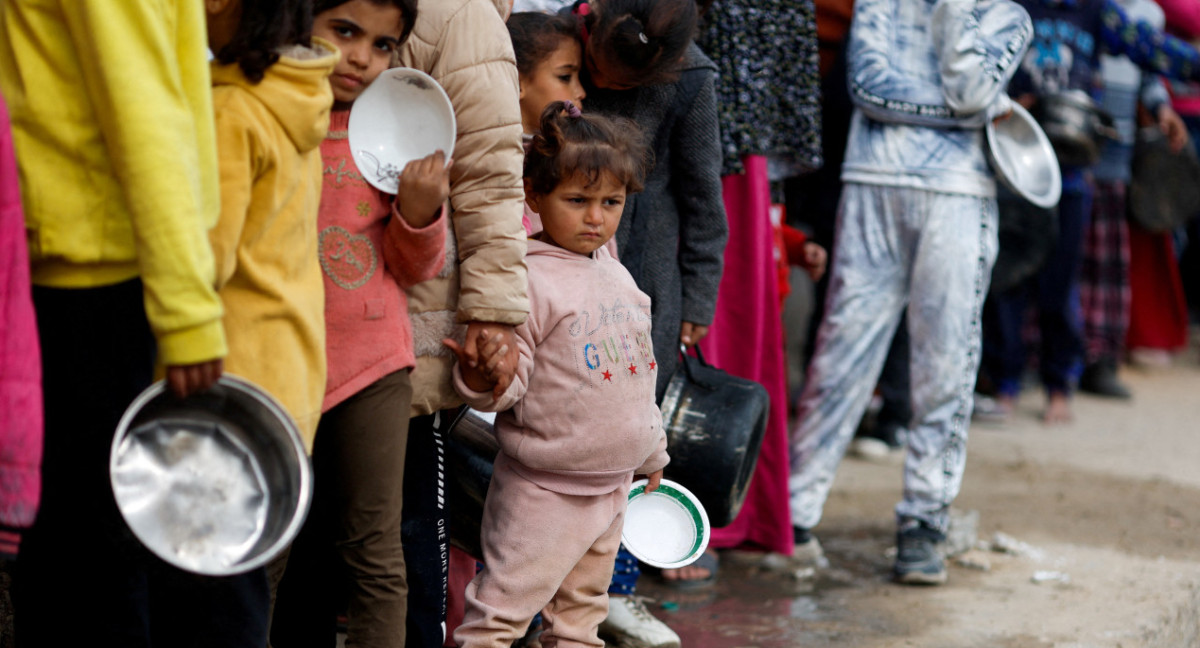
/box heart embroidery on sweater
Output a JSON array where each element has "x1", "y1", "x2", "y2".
[{"x1": 319, "y1": 226, "x2": 377, "y2": 290}]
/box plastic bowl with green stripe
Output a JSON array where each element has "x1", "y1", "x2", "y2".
[{"x1": 622, "y1": 478, "x2": 711, "y2": 569}]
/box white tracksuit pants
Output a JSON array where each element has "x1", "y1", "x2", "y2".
[{"x1": 789, "y1": 182, "x2": 998, "y2": 533}]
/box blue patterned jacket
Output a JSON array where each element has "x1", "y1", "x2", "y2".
[{"x1": 841, "y1": 0, "x2": 1034, "y2": 197}]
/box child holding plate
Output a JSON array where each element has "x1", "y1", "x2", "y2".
[
  {"x1": 445, "y1": 102, "x2": 666, "y2": 648},
  {"x1": 269, "y1": 1, "x2": 449, "y2": 646}
]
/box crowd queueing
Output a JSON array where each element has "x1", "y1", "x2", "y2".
[{"x1": 1, "y1": 0, "x2": 1198, "y2": 647}]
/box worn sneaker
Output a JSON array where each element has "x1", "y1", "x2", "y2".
[
  {"x1": 1079, "y1": 360, "x2": 1132, "y2": 399},
  {"x1": 792, "y1": 527, "x2": 829, "y2": 568},
  {"x1": 893, "y1": 522, "x2": 946, "y2": 585},
  {"x1": 599, "y1": 595, "x2": 681, "y2": 648}
]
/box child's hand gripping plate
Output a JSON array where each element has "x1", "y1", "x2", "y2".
[{"x1": 348, "y1": 67, "x2": 456, "y2": 194}]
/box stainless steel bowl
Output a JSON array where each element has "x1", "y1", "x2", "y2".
[
  {"x1": 110, "y1": 375, "x2": 312, "y2": 576},
  {"x1": 1034, "y1": 89, "x2": 1118, "y2": 167},
  {"x1": 986, "y1": 103, "x2": 1062, "y2": 209}
]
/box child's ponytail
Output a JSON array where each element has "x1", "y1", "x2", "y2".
[
  {"x1": 525, "y1": 101, "x2": 651, "y2": 196},
  {"x1": 586, "y1": 0, "x2": 698, "y2": 86}
]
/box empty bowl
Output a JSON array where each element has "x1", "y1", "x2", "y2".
[
  {"x1": 348, "y1": 67, "x2": 456, "y2": 194},
  {"x1": 110, "y1": 375, "x2": 311, "y2": 576},
  {"x1": 622, "y1": 478, "x2": 710, "y2": 569},
  {"x1": 986, "y1": 102, "x2": 1062, "y2": 209}
]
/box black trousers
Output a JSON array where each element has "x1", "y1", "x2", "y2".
[
  {"x1": 14, "y1": 279, "x2": 268, "y2": 648},
  {"x1": 402, "y1": 413, "x2": 449, "y2": 648}
]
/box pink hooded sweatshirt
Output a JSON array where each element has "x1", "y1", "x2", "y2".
[
  {"x1": 0, "y1": 96, "x2": 43, "y2": 559},
  {"x1": 454, "y1": 239, "x2": 668, "y2": 496}
]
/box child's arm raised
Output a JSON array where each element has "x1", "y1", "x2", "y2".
[
  {"x1": 381, "y1": 151, "x2": 452, "y2": 289},
  {"x1": 849, "y1": 0, "x2": 1032, "y2": 127}
]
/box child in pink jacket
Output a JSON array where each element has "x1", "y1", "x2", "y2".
[
  {"x1": 0, "y1": 95, "x2": 42, "y2": 561},
  {"x1": 446, "y1": 101, "x2": 665, "y2": 648}
]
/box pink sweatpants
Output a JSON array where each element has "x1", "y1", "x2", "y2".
[{"x1": 454, "y1": 454, "x2": 630, "y2": 648}]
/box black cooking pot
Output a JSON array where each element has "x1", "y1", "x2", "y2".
[
  {"x1": 659, "y1": 347, "x2": 769, "y2": 528},
  {"x1": 1033, "y1": 90, "x2": 1118, "y2": 167}
]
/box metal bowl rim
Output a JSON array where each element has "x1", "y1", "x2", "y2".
[
  {"x1": 109, "y1": 374, "x2": 312, "y2": 576},
  {"x1": 986, "y1": 102, "x2": 1063, "y2": 209}
]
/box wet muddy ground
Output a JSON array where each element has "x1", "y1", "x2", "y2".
[
  {"x1": 633, "y1": 342, "x2": 1200, "y2": 648},
  {"x1": 3, "y1": 345, "x2": 1198, "y2": 648}
]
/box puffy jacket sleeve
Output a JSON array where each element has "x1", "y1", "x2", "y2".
[
  {"x1": 848, "y1": 0, "x2": 1032, "y2": 127},
  {"x1": 61, "y1": 0, "x2": 226, "y2": 365},
  {"x1": 399, "y1": 0, "x2": 529, "y2": 326}
]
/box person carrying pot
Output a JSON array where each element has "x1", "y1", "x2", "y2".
[{"x1": 979, "y1": 0, "x2": 1200, "y2": 424}]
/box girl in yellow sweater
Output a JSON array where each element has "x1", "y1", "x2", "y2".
[{"x1": 203, "y1": 0, "x2": 339, "y2": 641}]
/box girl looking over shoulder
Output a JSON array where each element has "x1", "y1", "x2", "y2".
[{"x1": 269, "y1": 1, "x2": 449, "y2": 647}]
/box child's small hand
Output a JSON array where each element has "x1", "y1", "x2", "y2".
[
  {"x1": 396, "y1": 150, "x2": 453, "y2": 228},
  {"x1": 444, "y1": 327, "x2": 515, "y2": 402},
  {"x1": 640, "y1": 469, "x2": 664, "y2": 493},
  {"x1": 802, "y1": 241, "x2": 828, "y2": 282}
]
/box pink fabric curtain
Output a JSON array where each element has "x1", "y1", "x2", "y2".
[{"x1": 700, "y1": 155, "x2": 793, "y2": 556}]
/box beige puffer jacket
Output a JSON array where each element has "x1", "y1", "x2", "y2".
[{"x1": 398, "y1": 0, "x2": 530, "y2": 415}]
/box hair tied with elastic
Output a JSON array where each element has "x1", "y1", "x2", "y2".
[
  {"x1": 563, "y1": 100, "x2": 583, "y2": 118},
  {"x1": 638, "y1": 32, "x2": 649, "y2": 44}
]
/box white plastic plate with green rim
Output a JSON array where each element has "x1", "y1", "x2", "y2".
[{"x1": 622, "y1": 478, "x2": 711, "y2": 569}]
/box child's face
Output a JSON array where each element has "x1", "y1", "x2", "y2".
[
  {"x1": 519, "y1": 37, "x2": 586, "y2": 134},
  {"x1": 584, "y1": 40, "x2": 638, "y2": 91},
  {"x1": 528, "y1": 171, "x2": 626, "y2": 256},
  {"x1": 314, "y1": 0, "x2": 406, "y2": 106}
]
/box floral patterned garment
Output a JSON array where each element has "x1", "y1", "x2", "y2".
[{"x1": 697, "y1": 0, "x2": 823, "y2": 176}]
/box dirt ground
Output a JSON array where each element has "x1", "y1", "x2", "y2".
[{"x1": 635, "y1": 338, "x2": 1200, "y2": 648}]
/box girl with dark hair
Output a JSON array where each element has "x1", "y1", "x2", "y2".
[
  {"x1": 268, "y1": 1, "x2": 449, "y2": 647},
  {"x1": 571, "y1": 0, "x2": 699, "y2": 88},
  {"x1": 209, "y1": 0, "x2": 316, "y2": 83},
  {"x1": 202, "y1": 0, "x2": 338, "y2": 643},
  {"x1": 445, "y1": 101, "x2": 664, "y2": 648},
  {"x1": 508, "y1": 12, "x2": 586, "y2": 134}
]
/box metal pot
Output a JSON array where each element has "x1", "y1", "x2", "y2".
[
  {"x1": 985, "y1": 103, "x2": 1062, "y2": 209},
  {"x1": 444, "y1": 407, "x2": 499, "y2": 561},
  {"x1": 110, "y1": 375, "x2": 312, "y2": 576},
  {"x1": 659, "y1": 349, "x2": 769, "y2": 528},
  {"x1": 1033, "y1": 90, "x2": 1118, "y2": 167}
]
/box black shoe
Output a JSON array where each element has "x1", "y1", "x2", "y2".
[
  {"x1": 1079, "y1": 360, "x2": 1132, "y2": 399},
  {"x1": 894, "y1": 521, "x2": 946, "y2": 585}
]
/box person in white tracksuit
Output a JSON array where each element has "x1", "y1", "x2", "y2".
[{"x1": 787, "y1": 0, "x2": 1033, "y2": 584}]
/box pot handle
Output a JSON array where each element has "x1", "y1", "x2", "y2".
[{"x1": 677, "y1": 344, "x2": 719, "y2": 390}]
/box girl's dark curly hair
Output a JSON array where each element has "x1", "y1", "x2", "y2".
[
  {"x1": 585, "y1": 0, "x2": 699, "y2": 86},
  {"x1": 313, "y1": 0, "x2": 418, "y2": 48},
  {"x1": 525, "y1": 101, "x2": 651, "y2": 196},
  {"x1": 508, "y1": 12, "x2": 581, "y2": 79},
  {"x1": 215, "y1": 0, "x2": 314, "y2": 84}
]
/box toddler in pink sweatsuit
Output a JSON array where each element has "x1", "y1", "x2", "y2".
[{"x1": 446, "y1": 101, "x2": 663, "y2": 648}]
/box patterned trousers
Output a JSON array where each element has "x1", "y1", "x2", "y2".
[{"x1": 1079, "y1": 179, "x2": 1131, "y2": 363}]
